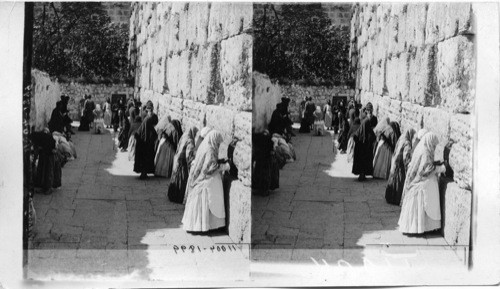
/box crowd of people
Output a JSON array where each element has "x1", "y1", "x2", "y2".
[
  {"x1": 106, "y1": 98, "x2": 235, "y2": 234},
  {"x1": 32, "y1": 94, "x2": 78, "y2": 195},
  {"x1": 34, "y1": 94, "x2": 237, "y2": 235},
  {"x1": 254, "y1": 95, "x2": 449, "y2": 236}
]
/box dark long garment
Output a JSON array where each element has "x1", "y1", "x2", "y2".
[
  {"x1": 168, "y1": 127, "x2": 197, "y2": 203},
  {"x1": 338, "y1": 117, "x2": 350, "y2": 151},
  {"x1": 78, "y1": 100, "x2": 95, "y2": 131},
  {"x1": 48, "y1": 107, "x2": 65, "y2": 134},
  {"x1": 352, "y1": 119, "x2": 376, "y2": 176},
  {"x1": 385, "y1": 125, "x2": 410, "y2": 205},
  {"x1": 32, "y1": 132, "x2": 62, "y2": 191},
  {"x1": 268, "y1": 107, "x2": 288, "y2": 135},
  {"x1": 133, "y1": 115, "x2": 158, "y2": 174},
  {"x1": 118, "y1": 116, "x2": 131, "y2": 149},
  {"x1": 128, "y1": 116, "x2": 142, "y2": 139},
  {"x1": 252, "y1": 133, "x2": 279, "y2": 195},
  {"x1": 299, "y1": 117, "x2": 311, "y2": 133}
]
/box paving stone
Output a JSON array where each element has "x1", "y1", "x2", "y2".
[{"x1": 252, "y1": 130, "x2": 464, "y2": 267}]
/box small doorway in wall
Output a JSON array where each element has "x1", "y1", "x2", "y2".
[{"x1": 111, "y1": 94, "x2": 126, "y2": 106}]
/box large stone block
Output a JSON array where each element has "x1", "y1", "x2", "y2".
[
  {"x1": 166, "y1": 8, "x2": 182, "y2": 55},
  {"x1": 252, "y1": 72, "x2": 281, "y2": 133},
  {"x1": 444, "y1": 3, "x2": 473, "y2": 39},
  {"x1": 422, "y1": 107, "x2": 451, "y2": 145},
  {"x1": 156, "y1": 93, "x2": 174, "y2": 120},
  {"x1": 441, "y1": 182, "x2": 471, "y2": 246},
  {"x1": 208, "y1": 3, "x2": 252, "y2": 43},
  {"x1": 205, "y1": 104, "x2": 236, "y2": 143},
  {"x1": 408, "y1": 45, "x2": 437, "y2": 106},
  {"x1": 425, "y1": 3, "x2": 448, "y2": 45},
  {"x1": 449, "y1": 113, "x2": 473, "y2": 190},
  {"x1": 437, "y1": 36, "x2": 475, "y2": 113},
  {"x1": 228, "y1": 180, "x2": 251, "y2": 244},
  {"x1": 220, "y1": 34, "x2": 252, "y2": 111},
  {"x1": 186, "y1": 3, "x2": 210, "y2": 46},
  {"x1": 371, "y1": 59, "x2": 385, "y2": 95},
  {"x1": 233, "y1": 141, "x2": 251, "y2": 186},
  {"x1": 165, "y1": 50, "x2": 191, "y2": 98},
  {"x1": 405, "y1": 4, "x2": 427, "y2": 48},
  {"x1": 177, "y1": 3, "x2": 190, "y2": 53},
  {"x1": 360, "y1": 65, "x2": 371, "y2": 92},
  {"x1": 400, "y1": 101, "x2": 423, "y2": 133},
  {"x1": 449, "y1": 142, "x2": 472, "y2": 191},
  {"x1": 234, "y1": 112, "x2": 251, "y2": 146},
  {"x1": 168, "y1": 96, "x2": 184, "y2": 122},
  {"x1": 181, "y1": 99, "x2": 207, "y2": 132},
  {"x1": 386, "y1": 53, "x2": 409, "y2": 100},
  {"x1": 190, "y1": 43, "x2": 220, "y2": 104}
]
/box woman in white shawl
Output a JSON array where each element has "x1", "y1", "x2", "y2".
[
  {"x1": 398, "y1": 132, "x2": 446, "y2": 234},
  {"x1": 182, "y1": 130, "x2": 229, "y2": 232}
]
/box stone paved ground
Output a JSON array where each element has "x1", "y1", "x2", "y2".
[
  {"x1": 28, "y1": 125, "x2": 249, "y2": 281},
  {"x1": 251, "y1": 126, "x2": 468, "y2": 268}
]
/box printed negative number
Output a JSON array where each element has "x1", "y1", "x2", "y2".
[{"x1": 173, "y1": 244, "x2": 238, "y2": 254}]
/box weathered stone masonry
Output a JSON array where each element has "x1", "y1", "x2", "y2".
[
  {"x1": 128, "y1": 2, "x2": 252, "y2": 243},
  {"x1": 350, "y1": 3, "x2": 474, "y2": 246}
]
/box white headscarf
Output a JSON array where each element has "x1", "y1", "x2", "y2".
[{"x1": 400, "y1": 132, "x2": 439, "y2": 205}]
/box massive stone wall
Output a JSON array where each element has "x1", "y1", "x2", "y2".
[
  {"x1": 128, "y1": 2, "x2": 252, "y2": 244},
  {"x1": 281, "y1": 84, "x2": 356, "y2": 123},
  {"x1": 350, "y1": 3, "x2": 474, "y2": 246},
  {"x1": 252, "y1": 72, "x2": 281, "y2": 133},
  {"x1": 30, "y1": 70, "x2": 61, "y2": 131},
  {"x1": 60, "y1": 82, "x2": 134, "y2": 121}
]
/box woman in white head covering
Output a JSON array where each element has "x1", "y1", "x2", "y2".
[
  {"x1": 182, "y1": 130, "x2": 230, "y2": 232},
  {"x1": 398, "y1": 132, "x2": 445, "y2": 234},
  {"x1": 195, "y1": 127, "x2": 212, "y2": 149}
]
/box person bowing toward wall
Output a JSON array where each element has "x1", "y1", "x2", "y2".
[{"x1": 182, "y1": 130, "x2": 229, "y2": 233}]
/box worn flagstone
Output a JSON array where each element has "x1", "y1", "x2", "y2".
[
  {"x1": 28, "y1": 126, "x2": 249, "y2": 281},
  {"x1": 251, "y1": 127, "x2": 467, "y2": 267}
]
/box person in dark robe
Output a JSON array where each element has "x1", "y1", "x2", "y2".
[
  {"x1": 78, "y1": 94, "x2": 95, "y2": 131},
  {"x1": 252, "y1": 130, "x2": 278, "y2": 196},
  {"x1": 386, "y1": 128, "x2": 416, "y2": 205},
  {"x1": 154, "y1": 119, "x2": 182, "y2": 178},
  {"x1": 129, "y1": 100, "x2": 140, "y2": 124},
  {"x1": 364, "y1": 102, "x2": 378, "y2": 129},
  {"x1": 59, "y1": 94, "x2": 74, "y2": 135},
  {"x1": 32, "y1": 129, "x2": 62, "y2": 194},
  {"x1": 299, "y1": 97, "x2": 312, "y2": 133},
  {"x1": 129, "y1": 115, "x2": 142, "y2": 139},
  {"x1": 168, "y1": 126, "x2": 198, "y2": 203},
  {"x1": 352, "y1": 119, "x2": 376, "y2": 181},
  {"x1": 48, "y1": 101, "x2": 66, "y2": 134},
  {"x1": 346, "y1": 116, "x2": 362, "y2": 162},
  {"x1": 337, "y1": 110, "x2": 350, "y2": 153},
  {"x1": 268, "y1": 103, "x2": 286, "y2": 135},
  {"x1": 280, "y1": 97, "x2": 294, "y2": 137},
  {"x1": 305, "y1": 97, "x2": 316, "y2": 130},
  {"x1": 134, "y1": 113, "x2": 159, "y2": 179},
  {"x1": 118, "y1": 110, "x2": 131, "y2": 151},
  {"x1": 332, "y1": 104, "x2": 339, "y2": 134},
  {"x1": 111, "y1": 101, "x2": 120, "y2": 132}
]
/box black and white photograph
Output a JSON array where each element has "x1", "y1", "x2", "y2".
[
  {"x1": 250, "y1": 1, "x2": 500, "y2": 285},
  {"x1": 0, "y1": 1, "x2": 500, "y2": 288},
  {"x1": 17, "y1": 1, "x2": 252, "y2": 283}
]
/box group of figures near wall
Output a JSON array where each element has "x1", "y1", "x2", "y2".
[
  {"x1": 254, "y1": 95, "x2": 451, "y2": 235},
  {"x1": 31, "y1": 94, "x2": 78, "y2": 195},
  {"x1": 111, "y1": 98, "x2": 237, "y2": 234},
  {"x1": 339, "y1": 100, "x2": 448, "y2": 234}
]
